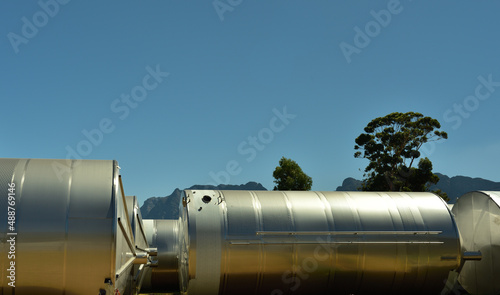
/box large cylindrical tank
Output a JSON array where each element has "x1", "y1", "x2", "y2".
[
  {"x1": 141, "y1": 219, "x2": 181, "y2": 293},
  {"x1": 452, "y1": 191, "x2": 500, "y2": 295},
  {"x1": 0, "y1": 158, "x2": 140, "y2": 295},
  {"x1": 126, "y1": 195, "x2": 148, "y2": 251},
  {"x1": 179, "y1": 190, "x2": 462, "y2": 295}
]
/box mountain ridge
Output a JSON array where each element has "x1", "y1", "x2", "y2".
[
  {"x1": 335, "y1": 173, "x2": 500, "y2": 203},
  {"x1": 141, "y1": 174, "x2": 500, "y2": 219}
]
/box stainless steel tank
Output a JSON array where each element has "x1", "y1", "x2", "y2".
[
  {"x1": 179, "y1": 190, "x2": 463, "y2": 295},
  {"x1": 2, "y1": 158, "x2": 481, "y2": 295},
  {"x1": 126, "y1": 195, "x2": 148, "y2": 250},
  {"x1": 141, "y1": 219, "x2": 181, "y2": 293},
  {"x1": 452, "y1": 191, "x2": 500, "y2": 295},
  {"x1": 0, "y1": 158, "x2": 152, "y2": 295}
]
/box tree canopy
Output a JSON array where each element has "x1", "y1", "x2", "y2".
[
  {"x1": 273, "y1": 157, "x2": 313, "y2": 191},
  {"x1": 354, "y1": 112, "x2": 448, "y2": 200}
]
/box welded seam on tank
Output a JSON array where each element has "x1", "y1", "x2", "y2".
[
  {"x1": 399, "y1": 192, "x2": 426, "y2": 230},
  {"x1": 394, "y1": 192, "x2": 415, "y2": 290},
  {"x1": 436, "y1": 190, "x2": 463, "y2": 273},
  {"x1": 454, "y1": 193, "x2": 473, "y2": 294},
  {"x1": 250, "y1": 190, "x2": 264, "y2": 295},
  {"x1": 218, "y1": 190, "x2": 230, "y2": 295},
  {"x1": 403, "y1": 192, "x2": 430, "y2": 292},
  {"x1": 395, "y1": 192, "x2": 413, "y2": 292},
  {"x1": 469, "y1": 193, "x2": 491, "y2": 274},
  {"x1": 379, "y1": 192, "x2": 405, "y2": 293},
  {"x1": 314, "y1": 191, "x2": 336, "y2": 291},
  {"x1": 428, "y1": 191, "x2": 462, "y2": 291},
  {"x1": 343, "y1": 192, "x2": 364, "y2": 293},
  {"x1": 62, "y1": 159, "x2": 74, "y2": 295},
  {"x1": 281, "y1": 191, "x2": 298, "y2": 294}
]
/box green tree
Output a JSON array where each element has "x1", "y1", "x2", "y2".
[
  {"x1": 354, "y1": 112, "x2": 448, "y2": 200},
  {"x1": 273, "y1": 157, "x2": 313, "y2": 191}
]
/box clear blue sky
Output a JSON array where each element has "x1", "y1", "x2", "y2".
[{"x1": 2, "y1": 1, "x2": 500, "y2": 205}]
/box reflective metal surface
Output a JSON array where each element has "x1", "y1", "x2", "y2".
[
  {"x1": 0, "y1": 158, "x2": 145, "y2": 295},
  {"x1": 126, "y1": 195, "x2": 148, "y2": 251},
  {"x1": 180, "y1": 190, "x2": 462, "y2": 295},
  {"x1": 126, "y1": 195, "x2": 151, "y2": 293},
  {"x1": 3, "y1": 158, "x2": 488, "y2": 295},
  {"x1": 141, "y1": 219, "x2": 180, "y2": 293},
  {"x1": 452, "y1": 191, "x2": 500, "y2": 295}
]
